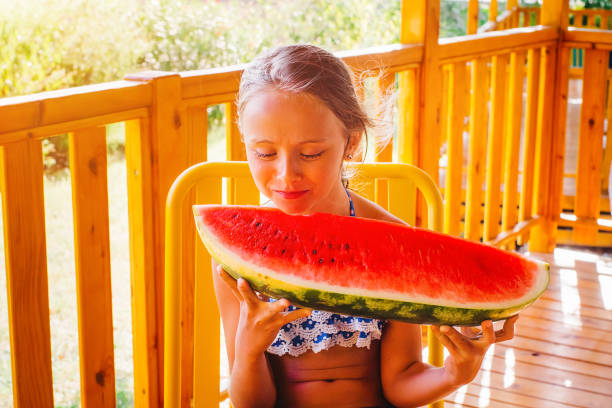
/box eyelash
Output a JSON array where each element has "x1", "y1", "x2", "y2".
[{"x1": 254, "y1": 151, "x2": 324, "y2": 160}]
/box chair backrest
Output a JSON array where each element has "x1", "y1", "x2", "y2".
[{"x1": 163, "y1": 161, "x2": 443, "y2": 408}]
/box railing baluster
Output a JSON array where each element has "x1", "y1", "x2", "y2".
[
  {"x1": 465, "y1": 57, "x2": 488, "y2": 241},
  {"x1": 519, "y1": 48, "x2": 541, "y2": 244},
  {"x1": 0, "y1": 139, "x2": 54, "y2": 408},
  {"x1": 180, "y1": 106, "x2": 208, "y2": 407},
  {"x1": 444, "y1": 62, "x2": 467, "y2": 237},
  {"x1": 502, "y1": 51, "x2": 527, "y2": 249},
  {"x1": 374, "y1": 73, "x2": 395, "y2": 210},
  {"x1": 602, "y1": 79, "x2": 612, "y2": 193},
  {"x1": 69, "y1": 126, "x2": 116, "y2": 408},
  {"x1": 484, "y1": 54, "x2": 508, "y2": 241},
  {"x1": 193, "y1": 177, "x2": 222, "y2": 408},
  {"x1": 125, "y1": 117, "x2": 160, "y2": 408},
  {"x1": 574, "y1": 49, "x2": 608, "y2": 244}
]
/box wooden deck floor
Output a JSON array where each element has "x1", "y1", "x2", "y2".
[{"x1": 445, "y1": 247, "x2": 612, "y2": 408}]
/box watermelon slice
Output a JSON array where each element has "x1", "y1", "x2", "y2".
[{"x1": 193, "y1": 205, "x2": 549, "y2": 325}]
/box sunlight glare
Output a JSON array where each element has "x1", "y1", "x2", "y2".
[
  {"x1": 598, "y1": 275, "x2": 612, "y2": 310},
  {"x1": 597, "y1": 260, "x2": 612, "y2": 276},
  {"x1": 503, "y1": 348, "x2": 515, "y2": 388},
  {"x1": 478, "y1": 345, "x2": 494, "y2": 407},
  {"x1": 554, "y1": 247, "x2": 599, "y2": 264},
  {"x1": 559, "y1": 268, "x2": 582, "y2": 326},
  {"x1": 552, "y1": 248, "x2": 576, "y2": 268},
  {"x1": 564, "y1": 379, "x2": 572, "y2": 387}
]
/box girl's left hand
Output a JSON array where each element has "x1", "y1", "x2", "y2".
[{"x1": 431, "y1": 315, "x2": 519, "y2": 387}]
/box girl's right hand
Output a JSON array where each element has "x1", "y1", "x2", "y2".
[{"x1": 217, "y1": 265, "x2": 312, "y2": 359}]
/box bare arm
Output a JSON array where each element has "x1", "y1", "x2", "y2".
[
  {"x1": 381, "y1": 318, "x2": 518, "y2": 407},
  {"x1": 212, "y1": 261, "x2": 310, "y2": 407}
]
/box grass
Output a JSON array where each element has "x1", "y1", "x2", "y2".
[{"x1": 0, "y1": 122, "x2": 225, "y2": 407}]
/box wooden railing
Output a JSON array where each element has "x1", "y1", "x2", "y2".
[{"x1": 0, "y1": 1, "x2": 610, "y2": 407}]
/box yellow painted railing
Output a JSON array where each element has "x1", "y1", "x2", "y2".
[{"x1": 0, "y1": 1, "x2": 610, "y2": 407}]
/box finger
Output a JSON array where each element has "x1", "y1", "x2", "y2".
[
  {"x1": 236, "y1": 278, "x2": 259, "y2": 306},
  {"x1": 476, "y1": 320, "x2": 496, "y2": 346},
  {"x1": 217, "y1": 266, "x2": 243, "y2": 301},
  {"x1": 431, "y1": 326, "x2": 459, "y2": 355},
  {"x1": 494, "y1": 315, "x2": 519, "y2": 343},
  {"x1": 439, "y1": 325, "x2": 472, "y2": 352},
  {"x1": 270, "y1": 298, "x2": 291, "y2": 313},
  {"x1": 460, "y1": 326, "x2": 481, "y2": 339},
  {"x1": 281, "y1": 308, "x2": 312, "y2": 326}
]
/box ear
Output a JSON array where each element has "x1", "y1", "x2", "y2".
[{"x1": 345, "y1": 131, "x2": 363, "y2": 159}]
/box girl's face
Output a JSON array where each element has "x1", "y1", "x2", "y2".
[{"x1": 241, "y1": 89, "x2": 354, "y2": 215}]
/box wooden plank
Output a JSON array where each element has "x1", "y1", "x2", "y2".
[
  {"x1": 397, "y1": 68, "x2": 419, "y2": 166},
  {"x1": 193, "y1": 178, "x2": 222, "y2": 408},
  {"x1": 502, "y1": 51, "x2": 526, "y2": 245},
  {"x1": 573, "y1": 49, "x2": 608, "y2": 244},
  {"x1": 484, "y1": 54, "x2": 508, "y2": 241},
  {"x1": 602, "y1": 81, "x2": 612, "y2": 192},
  {"x1": 518, "y1": 48, "x2": 540, "y2": 244},
  {"x1": 449, "y1": 381, "x2": 569, "y2": 408},
  {"x1": 564, "y1": 27, "x2": 612, "y2": 46},
  {"x1": 0, "y1": 139, "x2": 54, "y2": 408},
  {"x1": 0, "y1": 80, "x2": 151, "y2": 136},
  {"x1": 374, "y1": 73, "x2": 395, "y2": 210},
  {"x1": 469, "y1": 367, "x2": 612, "y2": 408},
  {"x1": 516, "y1": 316, "x2": 612, "y2": 354},
  {"x1": 532, "y1": 297, "x2": 612, "y2": 322},
  {"x1": 444, "y1": 62, "x2": 467, "y2": 237},
  {"x1": 521, "y1": 304, "x2": 612, "y2": 332},
  {"x1": 465, "y1": 58, "x2": 488, "y2": 241},
  {"x1": 438, "y1": 26, "x2": 559, "y2": 63},
  {"x1": 485, "y1": 354, "x2": 612, "y2": 396},
  {"x1": 179, "y1": 107, "x2": 208, "y2": 408},
  {"x1": 495, "y1": 341, "x2": 612, "y2": 380},
  {"x1": 125, "y1": 118, "x2": 160, "y2": 408},
  {"x1": 69, "y1": 127, "x2": 116, "y2": 408},
  {"x1": 467, "y1": 0, "x2": 479, "y2": 35}
]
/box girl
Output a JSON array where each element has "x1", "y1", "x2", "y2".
[{"x1": 212, "y1": 44, "x2": 518, "y2": 408}]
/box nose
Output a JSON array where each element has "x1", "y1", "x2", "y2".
[{"x1": 276, "y1": 153, "x2": 302, "y2": 185}]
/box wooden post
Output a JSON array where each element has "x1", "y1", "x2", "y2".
[
  {"x1": 530, "y1": 0, "x2": 568, "y2": 253},
  {"x1": 125, "y1": 71, "x2": 199, "y2": 407},
  {"x1": 573, "y1": 49, "x2": 608, "y2": 244},
  {"x1": 400, "y1": 2, "x2": 444, "y2": 407},
  {"x1": 0, "y1": 139, "x2": 54, "y2": 408},
  {"x1": 468, "y1": 0, "x2": 479, "y2": 34},
  {"x1": 490, "y1": 0, "x2": 498, "y2": 23},
  {"x1": 69, "y1": 126, "x2": 116, "y2": 408}
]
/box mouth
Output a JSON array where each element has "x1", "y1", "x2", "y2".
[{"x1": 273, "y1": 190, "x2": 309, "y2": 199}]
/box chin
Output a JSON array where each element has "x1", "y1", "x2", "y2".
[{"x1": 273, "y1": 201, "x2": 311, "y2": 216}]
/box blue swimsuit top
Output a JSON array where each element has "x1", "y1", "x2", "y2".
[{"x1": 266, "y1": 188, "x2": 385, "y2": 357}]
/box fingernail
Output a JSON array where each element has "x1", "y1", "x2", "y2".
[{"x1": 441, "y1": 325, "x2": 450, "y2": 333}]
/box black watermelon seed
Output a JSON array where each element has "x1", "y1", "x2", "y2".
[
  {"x1": 263, "y1": 246, "x2": 267, "y2": 251},
  {"x1": 328, "y1": 243, "x2": 333, "y2": 249},
  {"x1": 281, "y1": 249, "x2": 286, "y2": 255},
  {"x1": 331, "y1": 258, "x2": 335, "y2": 263},
  {"x1": 255, "y1": 222, "x2": 261, "y2": 228},
  {"x1": 233, "y1": 214, "x2": 238, "y2": 218},
  {"x1": 318, "y1": 258, "x2": 324, "y2": 263},
  {"x1": 344, "y1": 243, "x2": 350, "y2": 250},
  {"x1": 312, "y1": 249, "x2": 317, "y2": 255}
]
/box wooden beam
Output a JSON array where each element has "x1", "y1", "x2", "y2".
[
  {"x1": 438, "y1": 26, "x2": 559, "y2": 63},
  {"x1": 564, "y1": 27, "x2": 612, "y2": 46},
  {"x1": 467, "y1": 0, "x2": 479, "y2": 35}
]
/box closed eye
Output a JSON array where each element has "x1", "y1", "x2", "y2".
[
  {"x1": 255, "y1": 151, "x2": 276, "y2": 159},
  {"x1": 301, "y1": 151, "x2": 324, "y2": 160}
]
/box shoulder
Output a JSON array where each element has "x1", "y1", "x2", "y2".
[{"x1": 348, "y1": 189, "x2": 407, "y2": 226}]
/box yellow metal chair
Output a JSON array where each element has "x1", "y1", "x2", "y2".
[{"x1": 164, "y1": 161, "x2": 445, "y2": 408}]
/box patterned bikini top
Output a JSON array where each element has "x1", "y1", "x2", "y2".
[{"x1": 266, "y1": 188, "x2": 385, "y2": 357}]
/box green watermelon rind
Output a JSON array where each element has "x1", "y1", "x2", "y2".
[
  {"x1": 194, "y1": 207, "x2": 550, "y2": 326},
  {"x1": 216, "y1": 258, "x2": 548, "y2": 326}
]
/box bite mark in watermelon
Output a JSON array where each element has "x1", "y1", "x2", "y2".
[{"x1": 194, "y1": 205, "x2": 549, "y2": 325}]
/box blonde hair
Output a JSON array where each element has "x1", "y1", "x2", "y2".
[{"x1": 237, "y1": 44, "x2": 374, "y2": 158}]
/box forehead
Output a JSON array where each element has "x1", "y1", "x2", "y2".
[{"x1": 241, "y1": 89, "x2": 346, "y2": 143}]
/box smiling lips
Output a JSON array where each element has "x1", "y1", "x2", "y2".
[{"x1": 273, "y1": 190, "x2": 309, "y2": 199}]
